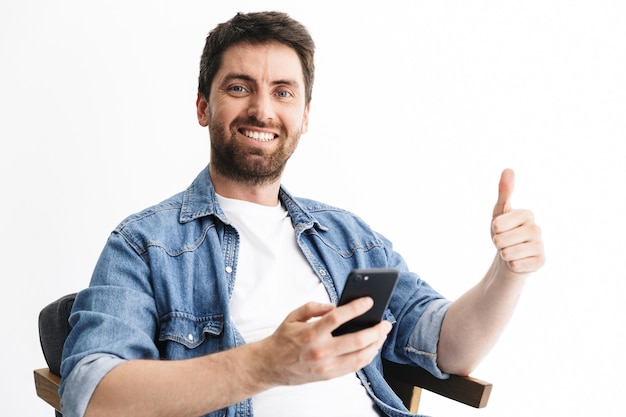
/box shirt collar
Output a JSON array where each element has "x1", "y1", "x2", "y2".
[{"x1": 179, "y1": 165, "x2": 326, "y2": 232}]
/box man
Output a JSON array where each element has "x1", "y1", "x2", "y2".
[{"x1": 60, "y1": 11, "x2": 545, "y2": 417}]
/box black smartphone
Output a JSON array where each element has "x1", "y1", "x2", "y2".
[{"x1": 331, "y1": 268, "x2": 399, "y2": 336}]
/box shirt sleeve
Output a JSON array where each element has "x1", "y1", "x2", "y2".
[
  {"x1": 406, "y1": 298, "x2": 452, "y2": 378},
  {"x1": 60, "y1": 353, "x2": 125, "y2": 417}
]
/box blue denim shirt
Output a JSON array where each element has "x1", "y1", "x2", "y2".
[{"x1": 60, "y1": 166, "x2": 451, "y2": 417}]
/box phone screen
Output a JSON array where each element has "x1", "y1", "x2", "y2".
[{"x1": 331, "y1": 268, "x2": 399, "y2": 336}]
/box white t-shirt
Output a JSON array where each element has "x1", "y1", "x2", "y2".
[{"x1": 218, "y1": 195, "x2": 381, "y2": 417}]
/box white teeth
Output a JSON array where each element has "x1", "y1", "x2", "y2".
[{"x1": 242, "y1": 130, "x2": 275, "y2": 142}]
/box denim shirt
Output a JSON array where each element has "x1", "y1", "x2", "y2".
[{"x1": 60, "y1": 166, "x2": 451, "y2": 417}]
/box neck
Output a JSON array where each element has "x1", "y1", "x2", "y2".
[{"x1": 209, "y1": 165, "x2": 281, "y2": 206}]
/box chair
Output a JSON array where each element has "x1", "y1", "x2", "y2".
[
  {"x1": 34, "y1": 294, "x2": 492, "y2": 415},
  {"x1": 35, "y1": 293, "x2": 75, "y2": 417}
]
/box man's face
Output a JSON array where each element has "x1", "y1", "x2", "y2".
[{"x1": 197, "y1": 42, "x2": 310, "y2": 186}]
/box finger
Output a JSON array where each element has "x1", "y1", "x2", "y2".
[
  {"x1": 494, "y1": 227, "x2": 535, "y2": 254},
  {"x1": 493, "y1": 168, "x2": 515, "y2": 219},
  {"x1": 316, "y1": 297, "x2": 374, "y2": 335},
  {"x1": 492, "y1": 209, "x2": 536, "y2": 238},
  {"x1": 338, "y1": 344, "x2": 387, "y2": 374},
  {"x1": 333, "y1": 320, "x2": 392, "y2": 345},
  {"x1": 505, "y1": 252, "x2": 546, "y2": 274},
  {"x1": 329, "y1": 320, "x2": 392, "y2": 358},
  {"x1": 325, "y1": 321, "x2": 392, "y2": 372},
  {"x1": 499, "y1": 233, "x2": 544, "y2": 260}
]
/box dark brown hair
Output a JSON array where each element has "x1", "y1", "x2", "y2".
[{"x1": 198, "y1": 11, "x2": 315, "y2": 104}]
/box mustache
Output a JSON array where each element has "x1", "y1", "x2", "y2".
[{"x1": 231, "y1": 115, "x2": 280, "y2": 130}]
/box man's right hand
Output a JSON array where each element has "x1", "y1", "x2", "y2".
[{"x1": 252, "y1": 298, "x2": 393, "y2": 388}]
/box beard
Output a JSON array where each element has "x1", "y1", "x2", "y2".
[{"x1": 208, "y1": 116, "x2": 302, "y2": 187}]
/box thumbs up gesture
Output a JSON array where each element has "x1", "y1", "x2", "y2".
[{"x1": 491, "y1": 169, "x2": 545, "y2": 276}]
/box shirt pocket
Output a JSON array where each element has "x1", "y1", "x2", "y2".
[{"x1": 158, "y1": 312, "x2": 224, "y2": 358}]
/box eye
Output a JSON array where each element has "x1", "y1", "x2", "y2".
[
  {"x1": 228, "y1": 85, "x2": 249, "y2": 95},
  {"x1": 275, "y1": 89, "x2": 293, "y2": 99}
]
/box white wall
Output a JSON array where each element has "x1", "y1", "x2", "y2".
[{"x1": 2, "y1": 1, "x2": 625, "y2": 415}]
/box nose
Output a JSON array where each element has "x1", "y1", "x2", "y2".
[{"x1": 247, "y1": 93, "x2": 275, "y2": 122}]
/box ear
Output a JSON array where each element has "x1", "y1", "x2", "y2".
[
  {"x1": 301, "y1": 102, "x2": 310, "y2": 134},
  {"x1": 196, "y1": 93, "x2": 209, "y2": 127}
]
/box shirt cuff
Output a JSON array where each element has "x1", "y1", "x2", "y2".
[
  {"x1": 406, "y1": 298, "x2": 451, "y2": 379},
  {"x1": 60, "y1": 353, "x2": 125, "y2": 417}
]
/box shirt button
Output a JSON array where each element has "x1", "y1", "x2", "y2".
[
  {"x1": 319, "y1": 269, "x2": 327, "y2": 276},
  {"x1": 188, "y1": 334, "x2": 194, "y2": 342},
  {"x1": 225, "y1": 266, "x2": 233, "y2": 273}
]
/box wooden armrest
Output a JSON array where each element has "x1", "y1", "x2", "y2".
[
  {"x1": 34, "y1": 368, "x2": 62, "y2": 413},
  {"x1": 382, "y1": 359, "x2": 492, "y2": 408},
  {"x1": 33, "y1": 362, "x2": 491, "y2": 413}
]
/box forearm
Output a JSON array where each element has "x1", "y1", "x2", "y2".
[
  {"x1": 437, "y1": 255, "x2": 527, "y2": 375},
  {"x1": 83, "y1": 300, "x2": 388, "y2": 417},
  {"x1": 85, "y1": 342, "x2": 270, "y2": 417}
]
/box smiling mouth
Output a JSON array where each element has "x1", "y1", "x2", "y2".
[{"x1": 240, "y1": 129, "x2": 277, "y2": 142}]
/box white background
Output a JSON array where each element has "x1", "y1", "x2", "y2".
[{"x1": 2, "y1": 1, "x2": 625, "y2": 416}]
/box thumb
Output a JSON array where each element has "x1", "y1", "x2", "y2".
[
  {"x1": 492, "y1": 168, "x2": 515, "y2": 218},
  {"x1": 288, "y1": 302, "x2": 336, "y2": 323}
]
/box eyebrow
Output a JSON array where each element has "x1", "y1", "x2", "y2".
[{"x1": 222, "y1": 73, "x2": 301, "y2": 88}]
